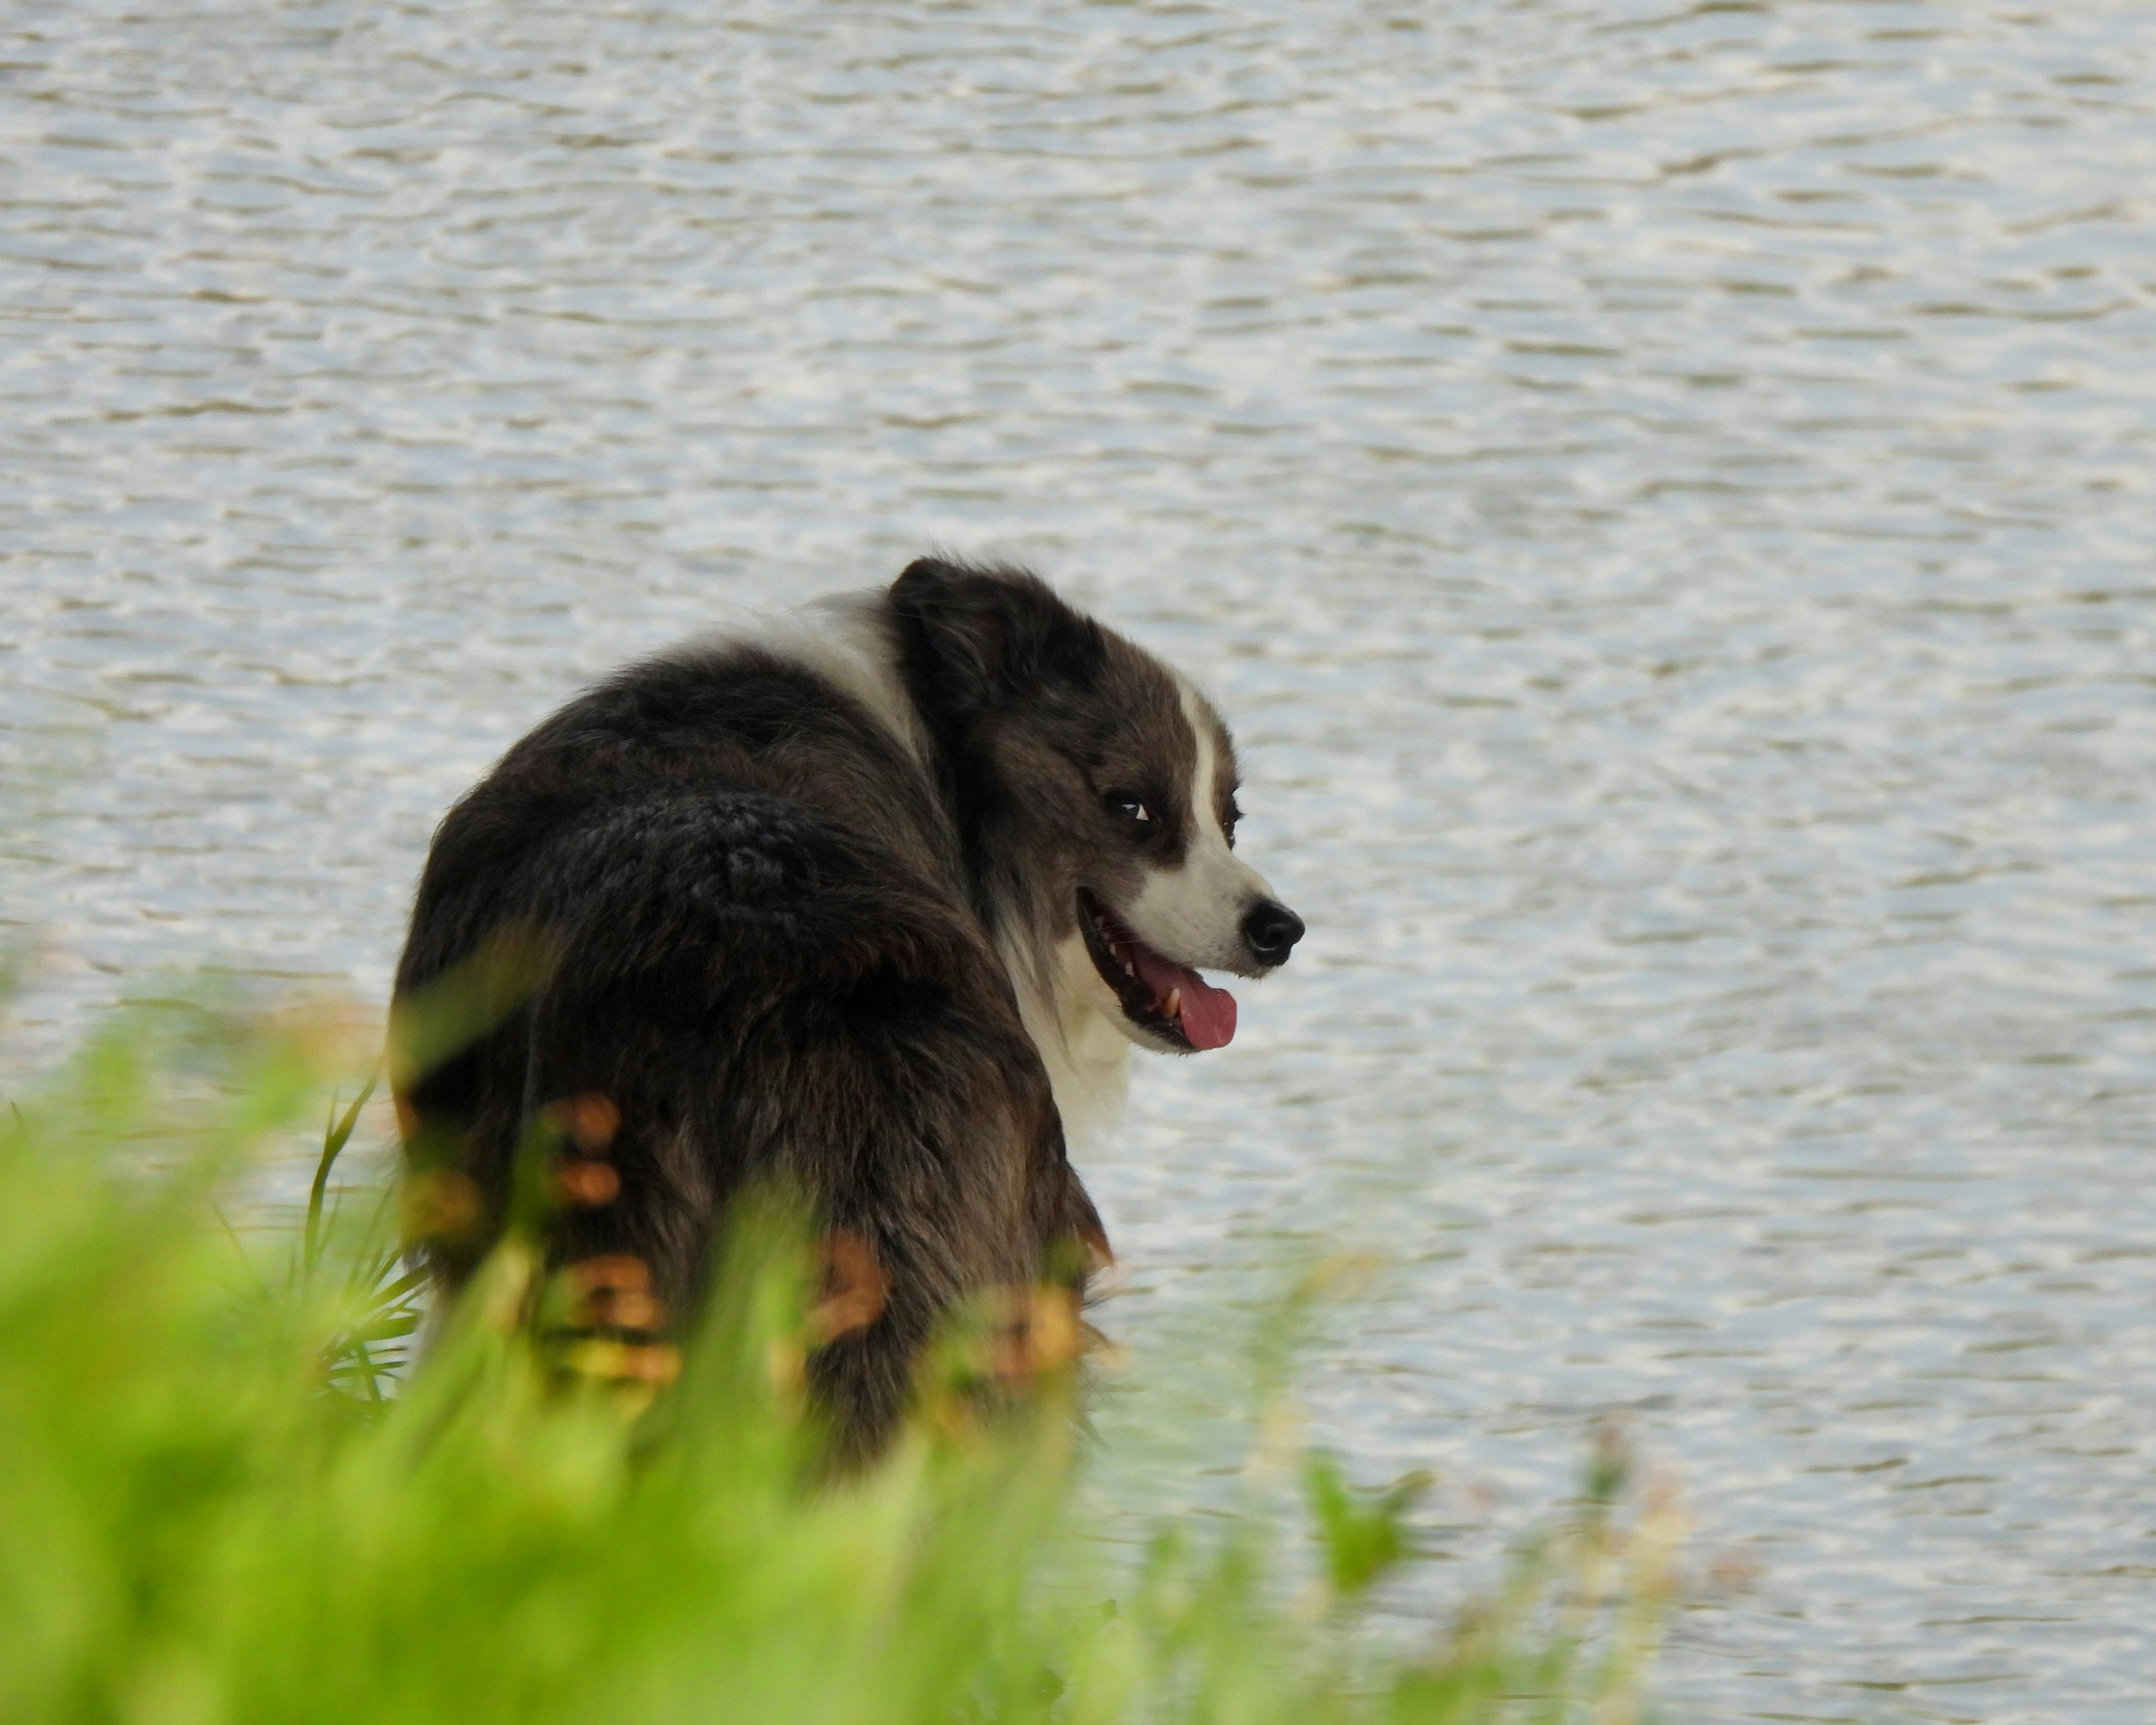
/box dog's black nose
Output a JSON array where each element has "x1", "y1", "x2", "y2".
[{"x1": 1242, "y1": 899, "x2": 1305, "y2": 967}]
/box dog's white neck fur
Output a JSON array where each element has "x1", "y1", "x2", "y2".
[
  {"x1": 1008, "y1": 936, "x2": 1134, "y2": 1151},
  {"x1": 740, "y1": 591, "x2": 932, "y2": 768}
]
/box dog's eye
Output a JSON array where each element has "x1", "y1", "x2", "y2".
[
  {"x1": 1103, "y1": 792, "x2": 1152, "y2": 824},
  {"x1": 1223, "y1": 798, "x2": 1243, "y2": 846}
]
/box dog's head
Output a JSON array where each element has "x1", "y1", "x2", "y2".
[{"x1": 890, "y1": 558, "x2": 1303, "y2": 1056}]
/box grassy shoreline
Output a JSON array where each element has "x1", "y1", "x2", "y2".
[{"x1": 0, "y1": 999, "x2": 1679, "y2": 1724}]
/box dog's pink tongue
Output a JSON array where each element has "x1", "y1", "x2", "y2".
[
  {"x1": 1129, "y1": 947, "x2": 1237, "y2": 1051},
  {"x1": 1174, "y1": 976, "x2": 1237, "y2": 1051}
]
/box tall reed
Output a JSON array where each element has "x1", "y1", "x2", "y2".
[{"x1": 0, "y1": 998, "x2": 1679, "y2": 1725}]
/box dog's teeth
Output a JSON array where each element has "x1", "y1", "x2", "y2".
[{"x1": 1163, "y1": 987, "x2": 1182, "y2": 1020}]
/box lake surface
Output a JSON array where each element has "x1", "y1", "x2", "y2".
[{"x1": 5, "y1": 3, "x2": 2154, "y2": 1718}]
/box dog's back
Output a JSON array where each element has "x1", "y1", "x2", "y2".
[{"x1": 394, "y1": 630, "x2": 1095, "y2": 1453}]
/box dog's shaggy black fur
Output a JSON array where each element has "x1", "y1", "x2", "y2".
[{"x1": 394, "y1": 562, "x2": 1147, "y2": 1452}]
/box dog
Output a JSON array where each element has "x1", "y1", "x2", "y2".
[{"x1": 391, "y1": 558, "x2": 1303, "y2": 1454}]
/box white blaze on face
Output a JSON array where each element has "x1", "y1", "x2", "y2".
[{"x1": 1123, "y1": 681, "x2": 1277, "y2": 975}]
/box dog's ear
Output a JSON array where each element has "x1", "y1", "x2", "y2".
[{"x1": 890, "y1": 558, "x2": 1106, "y2": 713}]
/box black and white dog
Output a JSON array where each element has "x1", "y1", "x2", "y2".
[{"x1": 392, "y1": 559, "x2": 1302, "y2": 1450}]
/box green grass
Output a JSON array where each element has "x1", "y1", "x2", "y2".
[{"x1": 0, "y1": 998, "x2": 1681, "y2": 1725}]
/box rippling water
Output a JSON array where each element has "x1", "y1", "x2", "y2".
[{"x1": 6, "y1": 3, "x2": 2155, "y2": 1718}]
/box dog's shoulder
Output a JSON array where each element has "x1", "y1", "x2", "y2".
[
  {"x1": 404, "y1": 595, "x2": 967, "y2": 985},
  {"x1": 501, "y1": 610, "x2": 903, "y2": 779}
]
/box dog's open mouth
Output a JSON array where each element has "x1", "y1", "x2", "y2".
[{"x1": 1076, "y1": 889, "x2": 1237, "y2": 1052}]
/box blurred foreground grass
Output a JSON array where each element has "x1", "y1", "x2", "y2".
[{"x1": 0, "y1": 999, "x2": 1680, "y2": 1724}]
